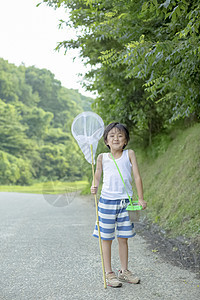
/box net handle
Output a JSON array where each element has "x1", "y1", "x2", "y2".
[{"x1": 91, "y1": 145, "x2": 107, "y2": 289}]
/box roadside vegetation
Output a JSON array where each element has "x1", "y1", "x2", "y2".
[
  {"x1": 0, "y1": 180, "x2": 88, "y2": 194},
  {"x1": 137, "y1": 122, "x2": 200, "y2": 239}
]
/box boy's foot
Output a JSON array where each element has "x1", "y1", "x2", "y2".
[
  {"x1": 106, "y1": 272, "x2": 122, "y2": 288},
  {"x1": 118, "y1": 270, "x2": 140, "y2": 284}
]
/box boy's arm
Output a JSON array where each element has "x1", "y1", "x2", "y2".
[
  {"x1": 91, "y1": 154, "x2": 103, "y2": 195},
  {"x1": 129, "y1": 149, "x2": 147, "y2": 209}
]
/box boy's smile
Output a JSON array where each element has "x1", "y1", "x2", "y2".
[{"x1": 106, "y1": 127, "x2": 127, "y2": 151}]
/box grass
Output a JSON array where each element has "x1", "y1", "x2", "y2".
[
  {"x1": 0, "y1": 180, "x2": 88, "y2": 194},
  {"x1": 137, "y1": 123, "x2": 200, "y2": 238}
]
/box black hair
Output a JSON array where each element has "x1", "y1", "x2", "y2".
[{"x1": 103, "y1": 122, "x2": 130, "y2": 149}]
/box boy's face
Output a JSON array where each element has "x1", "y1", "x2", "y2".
[{"x1": 106, "y1": 127, "x2": 127, "y2": 151}]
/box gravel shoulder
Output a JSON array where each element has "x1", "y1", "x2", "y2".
[{"x1": 0, "y1": 192, "x2": 199, "y2": 300}]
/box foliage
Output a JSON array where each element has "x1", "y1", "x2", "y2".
[
  {"x1": 0, "y1": 100, "x2": 33, "y2": 156},
  {"x1": 137, "y1": 123, "x2": 200, "y2": 238},
  {"x1": 0, "y1": 58, "x2": 92, "y2": 184},
  {"x1": 41, "y1": 0, "x2": 200, "y2": 144},
  {"x1": 0, "y1": 150, "x2": 32, "y2": 185}
]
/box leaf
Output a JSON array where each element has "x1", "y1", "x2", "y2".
[
  {"x1": 169, "y1": 5, "x2": 182, "y2": 22},
  {"x1": 159, "y1": 0, "x2": 171, "y2": 9},
  {"x1": 118, "y1": 13, "x2": 128, "y2": 20},
  {"x1": 141, "y1": 2, "x2": 149, "y2": 12},
  {"x1": 152, "y1": 249, "x2": 159, "y2": 253},
  {"x1": 153, "y1": 0, "x2": 158, "y2": 7}
]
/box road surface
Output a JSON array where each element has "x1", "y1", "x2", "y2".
[{"x1": 0, "y1": 192, "x2": 199, "y2": 300}]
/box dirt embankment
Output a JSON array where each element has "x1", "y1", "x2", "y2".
[{"x1": 135, "y1": 220, "x2": 200, "y2": 279}]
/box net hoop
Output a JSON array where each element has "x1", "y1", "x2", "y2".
[{"x1": 71, "y1": 111, "x2": 104, "y2": 164}]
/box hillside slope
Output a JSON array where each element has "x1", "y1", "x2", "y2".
[
  {"x1": 0, "y1": 58, "x2": 92, "y2": 184},
  {"x1": 138, "y1": 123, "x2": 200, "y2": 239}
]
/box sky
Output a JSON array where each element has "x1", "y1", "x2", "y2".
[{"x1": 0, "y1": 0, "x2": 94, "y2": 98}]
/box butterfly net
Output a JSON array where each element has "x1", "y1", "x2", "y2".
[{"x1": 71, "y1": 111, "x2": 104, "y2": 164}]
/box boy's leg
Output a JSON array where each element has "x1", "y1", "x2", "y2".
[
  {"x1": 117, "y1": 237, "x2": 128, "y2": 271},
  {"x1": 102, "y1": 240, "x2": 112, "y2": 273},
  {"x1": 102, "y1": 239, "x2": 122, "y2": 288},
  {"x1": 117, "y1": 237, "x2": 140, "y2": 284}
]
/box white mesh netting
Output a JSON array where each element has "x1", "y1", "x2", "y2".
[{"x1": 71, "y1": 111, "x2": 104, "y2": 164}]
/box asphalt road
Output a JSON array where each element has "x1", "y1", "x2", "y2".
[{"x1": 0, "y1": 192, "x2": 199, "y2": 300}]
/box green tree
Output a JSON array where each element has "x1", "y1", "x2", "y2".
[
  {"x1": 41, "y1": 0, "x2": 200, "y2": 144},
  {"x1": 0, "y1": 100, "x2": 33, "y2": 156},
  {"x1": 0, "y1": 150, "x2": 32, "y2": 185},
  {"x1": 21, "y1": 106, "x2": 54, "y2": 139}
]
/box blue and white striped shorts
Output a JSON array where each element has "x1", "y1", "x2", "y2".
[{"x1": 93, "y1": 197, "x2": 136, "y2": 240}]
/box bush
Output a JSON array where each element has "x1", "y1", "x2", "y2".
[{"x1": 0, "y1": 151, "x2": 32, "y2": 185}]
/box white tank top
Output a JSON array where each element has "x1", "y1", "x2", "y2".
[{"x1": 101, "y1": 150, "x2": 133, "y2": 200}]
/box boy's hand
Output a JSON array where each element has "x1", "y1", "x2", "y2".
[
  {"x1": 138, "y1": 199, "x2": 147, "y2": 210},
  {"x1": 91, "y1": 186, "x2": 98, "y2": 195}
]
